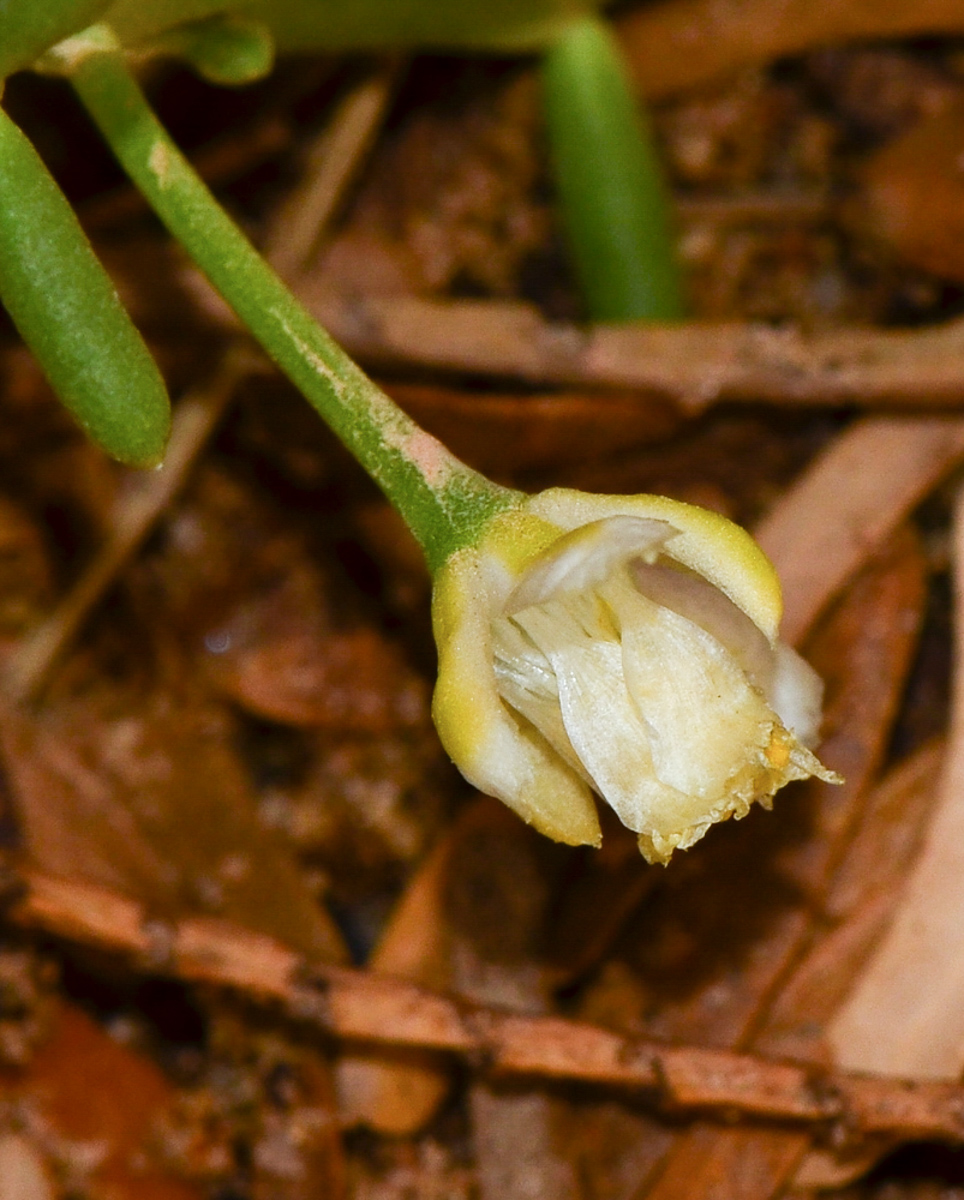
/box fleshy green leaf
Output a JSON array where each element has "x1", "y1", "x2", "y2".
[
  {"x1": 542, "y1": 15, "x2": 685, "y2": 320},
  {"x1": 0, "y1": 0, "x2": 111, "y2": 77},
  {"x1": 104, "y1": 0, "x2": 600, "y2": 53},
  {"x1": 147, "y1": 14, "x2": 275, "y2": 85},
  {"x1": 0, "y1": 108, "x2": 170, "y2": 466}
]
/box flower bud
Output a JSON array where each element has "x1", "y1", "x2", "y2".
[{"x1": 432, "y1": 489, "x2": 838, "y2": 864}]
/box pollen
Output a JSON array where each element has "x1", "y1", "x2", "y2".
[{"x1": 765, "y1": 735, "x2": 791, "y2": 770}]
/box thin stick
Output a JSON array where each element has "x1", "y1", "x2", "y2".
[
  {"x1": 264, "y1": 58, "x2": 402, "y2": 280},
  {"x1": 2, "y1": 345, "x2": 253, "y2": 705},
  {"x1": 293, "y1": 290, "x2": 964, "y2": 410},
  {"x1": 5, "y1": 864, "x2": 964, "y2": 1150}
]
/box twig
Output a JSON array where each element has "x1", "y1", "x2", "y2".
[
  {"x1": 675, "y1": 190, "x2": 833, "y2": 227},
  {"x1": 2, "y1": 346, "x2": 254, "y2": 705},
  {"x1": 294, "y1": 289, "x2": 964, "y2": 410},
  {"x1": 6, "y1": 865, "x2": 964, "y2": 1152},
  {"x1": 263, "y1": 57, "x2": 402, "y2": 280},
  {"x1": 177, "y1": 278, "x2": 964, "y2": 411}
]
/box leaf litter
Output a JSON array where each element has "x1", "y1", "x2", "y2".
[{"x1": 4, "y1": 9, "x2": 964, "y2": 1198}]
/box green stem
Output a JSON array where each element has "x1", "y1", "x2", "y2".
[
  {"x1": 542, "y1": 15, "x2": 684, "y2": 322},
  {"x1": 59, "y1": 27, "x2": 518, "y2": 571}
]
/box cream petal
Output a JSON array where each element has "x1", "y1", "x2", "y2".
[
  {"x1": 768, "y1": 642, "x2": 825, "y2": 747},
  {"x1": 506, "y1": 516, "x2": 676, "y2": 612},
  {"x1": 601, "y1": 571, "x2": 774, "y2": 800},
  {"x1": 509, "y1": 591, "x2": 688, "y2": 838},
  {"x1": 491, "y1": 615, "x2": 586, "y2": 780},
  {"x1": 456, "y1": 499, "x2": 839, "y2": 861},
  {"x1": 630, "y1": 558, "x2": 776, "y2": 694},
  {"x1": 524, "y1": 488, "x2": 784, "y2": 642},
  {"x1": 628, "y1": 560, "x2": 825, "y2": 746}
]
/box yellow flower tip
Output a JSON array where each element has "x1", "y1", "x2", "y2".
[
  {"x1": 766, "y1": 734, "x2": 792, "y2": 770},
  {"x1": 430, "y1": 490, "x2": 837, "y2": 862},
  {"x1": 431, "y1": 543, "x2": 602, "y2": 848}
]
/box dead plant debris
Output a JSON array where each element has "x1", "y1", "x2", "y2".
[{"x1": 4, "y1": 7, "x2": 964, "y2": 1199}]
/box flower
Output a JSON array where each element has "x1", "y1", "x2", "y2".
[{"x1": 431, "y1": 488, "x2": 839, "y2": 864}]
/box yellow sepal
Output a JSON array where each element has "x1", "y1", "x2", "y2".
[{"x1": 525, "y1": 489, "x2": 783, "y2": 642}]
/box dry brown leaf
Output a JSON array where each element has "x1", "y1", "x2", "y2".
[
  {"x1": 616, "y1": 0, "x2": 964, "y2": 99},
  {"x1": 762, "y1": 741, "x2": 944, "y2": 1065},
  {"x1": 642, "y1": 1125, "x2": 810, "y2": 1200},
  {"x1": 205, "y1": 602, "x2": 428, "y2": 732},
  {"x1": 755, "y1": 418, "x2": 964, "y2": 645},
  {"x1": 0, "y1": 1002, "x2": 202, "y2": 1200},
  {"x1": 855, "y1": 98, "x2": 964, "y2": 283},
  {"x1": 0, "y1": 687, "x2": 347, "y2": 962},
  {"x1": 771, "y1": 742, "x2": 944, "y2": 1189},
  {"x1": 827, "y1": 485, "x2": 964, "y2": 1083}
]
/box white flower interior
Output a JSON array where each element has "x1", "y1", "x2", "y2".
[{"x1": 491, "y1": 516, "x2": 836, "y2": 863}]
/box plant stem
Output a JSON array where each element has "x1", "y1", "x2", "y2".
[{"x1": 61, "y1": 29, "x2": 519, "y2": 571}]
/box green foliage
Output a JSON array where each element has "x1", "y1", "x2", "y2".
[
  {"x1": 71, "y1": 45, "x2": 516, "y2": 566},
  {"x1": 145, "y1": 14, "x2": 275, "y2": 84},
  {"x1": 0, "y1": 107, "x2": 170, "y2": 467},
  {"x1": 0, "y1": 0, "x2": 683, "y2": 483},
  {"x1": 0, "y1": 0, "x2": 110, "y2": 77},
  {"x1": 542, "y1": 16, "x2": 684, "y2": 320},
  {"x1": 103, "y1": 0, "x2": 599, "y2": 53}
]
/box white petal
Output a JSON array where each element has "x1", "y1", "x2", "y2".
[
  {"x1": 602, "y1": 571, "x2": 774, "y2": 801},
  {"x1": 630, "y1": 558, "x2": 776, "y2": 693},
  {"x1": 506, "y1": 516, "x2": 676, "y2": 612},
  {"x1": 510, "y1": 591, "x2": 689, "y2": 838},
  {"x1": 432, "y1": 549, "x2": 601, "y2": 846},
  {"x1": 768, "y1": 642, "x2": 825, "y2": 747},
  {"x1": 491, "y1": 615, "x2": 585, "y2": 779}
]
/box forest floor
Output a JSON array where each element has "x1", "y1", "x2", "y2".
[{"x1": 4, "y1": 3, "x2": 964, "y2": 1197}]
